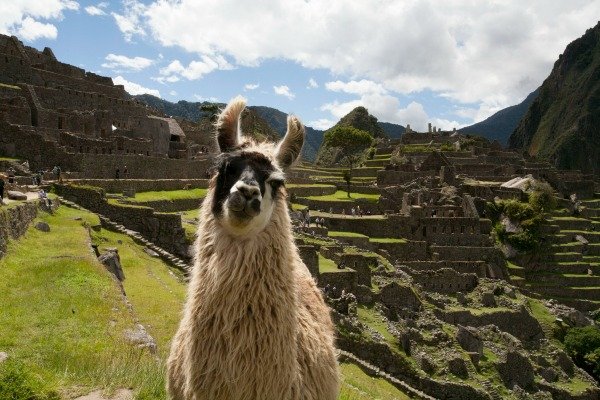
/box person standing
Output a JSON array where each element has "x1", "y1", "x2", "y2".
[
  {"x1": 115, "y1": 168, "x2": 120, "y2": 179},
  {"x1": 0, "y1": 177, "x2": 4, "y2": 204},
  {"x1": 123, "y1": 165, "x2": 128, "y2": 178}
]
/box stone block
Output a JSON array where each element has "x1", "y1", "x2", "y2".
[
  {"x1": 448, "y1": 357, "x2": 469, "y2": 378},
  {"x1": 7, "y1": 190, "x2": 27, "y2": 200},
  {"x1": 34, "y1": 221, "x2": 50, "y2": 232},
  {"x1": 457, "y1": 325, "x2": 483, "y2": 356}
]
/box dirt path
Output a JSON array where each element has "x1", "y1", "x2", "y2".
[{"x1": 73, "y1": 389, "x2": 133, "y2": 400}]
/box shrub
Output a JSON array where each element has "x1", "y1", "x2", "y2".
[
  {"x1": 529, "y1": 181, "x2": 557, "y2": 213},
  {"x1": 564, "y1": 326, "x2": 600, "y2": 380}
]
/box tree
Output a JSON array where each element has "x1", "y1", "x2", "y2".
[
  {"x1": 323, "y1": 126, "x2": 372, "y2": 197},
  {"x1": 564, "y1": 326, "x2": 600, "y2": 380},
  {"x1": 323, "y1": 126, "x2": 373, "y2": 170}
]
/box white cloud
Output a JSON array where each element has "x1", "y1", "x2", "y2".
[
  {"x1": 273, "y1": 85, "x2": 295, "y2": 100},
  {"x1": 307, "y1": 78, "x2": 318, "y2": 89},
  {"x1": 113, "y1": 75, "x2": 160, "y2": 97},
  {"x1": 321, "y1": 79, "x2": 462, "y2": 131},
  {"x1": 244, "y1": 83, "x2": 259, "y2": 91},
  {"x1": 152, "y1": 75, "x2": 180, "y2": 84},
  {"x1": 85, "y1": 6, "x2": 106, "y2": 16},
  {"x1": 325, "y1": 79, "x2": 387, "y2": 96},
  {"x1": 158, "y1": 56, "x2": 233, "y2": 81},
  {"x1": 169, "y1": 90, "x2": 177, "y2": 96},
  {"x1": 308, "y1": 118, "x2": 334, "y2": 130},
  {"x1": 111, "y1": 0, "x2": 146, "y2": 41},
  {"x1": 14, "y1": 17, "x2": 58, "y2": 41},
  {"x1": 0, "y1": 0, "x2": 79, "y2": 41},
  {"x1": 101, "y1": 53, "x2": 154, "y2": 71},
  {"x1": 119, "y1": 0, "x2": 600, "y2": 123}
]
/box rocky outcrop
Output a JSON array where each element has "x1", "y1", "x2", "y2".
[{"x1": 509, "y1": 22, "x2": 600, "y2": 175}]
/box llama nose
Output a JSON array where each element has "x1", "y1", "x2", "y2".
[{"x1": 239, "y1": 184, "x2": 260, "y2": 200}]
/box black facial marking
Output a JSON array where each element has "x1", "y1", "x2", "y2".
[{"x1": 211, "y1": 151, "x2": 282, "y2": 216}]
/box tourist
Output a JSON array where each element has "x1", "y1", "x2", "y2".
[
  {"x1": 123, "y1": 165, "x2": 128, "y2": 178},
  {"x1": 38, "y1": 189, "x2": 51, "y2": 208},
  {"x1": 329, "y1": 207, "x2": 333, "y2": 214},
  {"x1": 0, "y1": 176, "x2": 4, "y2": 205},
  {"x1": 305, "y1": 207, "x2": 311, "y2": 227},
  {"x1": 351, "y1": 207, "x2": 356, "y2": 216},
  {"x1": 115, "y1": 168, "x2": 120, "y2": 179},
  {"x1": 7, "y1": 167, "x2": 15, "y2": 184},
  {"x1": 52, "y1": 165, "x2": 62, "y2": 183},
  {"x1": 357, "y1": 205, "x2": 361, "y2": 217}
]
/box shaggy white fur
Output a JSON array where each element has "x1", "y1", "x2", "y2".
[{"x1": 166, "y1": 97, "x2": 340, "y2": 400}]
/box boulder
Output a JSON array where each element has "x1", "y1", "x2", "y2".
[
  {"x1": 457, "y1": 325, "x2": 483, "y2": 355},
  {"x1": 417, "y1": 353, "x2": 436, "y2": 374},
  {"x1": 496, "y1": 351, "x2": 535, "y2": 390},
  {"x1": 123, "y1": 324, "x2": 156, "y2": 353},
  {"x1": 555, "y1": 350, "x2": 575, "y2": 376},
  {"x1": 99, "y1": 249, "x2": 125, "y2": 281},
  {"x1": 0, "y1": 352, "x2": 8, "y2": 363},
  {"x1": 7, "y1": 190, "x2": 27, "y2": 200},
  {"x1": 448, "y1": 357, "x2": 469, "y2": 378},
  {"x1": 481, "y1": 292, "x2": 496, "y2": 307},
  {"x1": 34, "y1": 221, "x2": 50, "y2": 232},
  {"x1": 456, "y1": 291, "x2": 468, "y2": 305},
  {"x1": 539, "y1": 367, "x2": 558, "y2": 383}
]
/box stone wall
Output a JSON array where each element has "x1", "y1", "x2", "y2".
[
  {"x1": 409, "y1": 268, "x2": 479, "y2": 293},
  {"x1": 54, "y1": 184, "x2": 189, "y2": 257},
  {"x1": 377, "y1": 170, "x2": 431, "y2": 186},
  {"x1": 318, "y1": 270, "x2": 356, "y2": 291},
  {"x1": 0, "y1": 201, "x2": 38, "y2": 258},
  {"x1": 71, "y1": 179, "x2": 210, "y2": 193}
]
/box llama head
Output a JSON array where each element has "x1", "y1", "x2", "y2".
[{"x1": 209, "y1": 96, "x2": 304, "y2": 237}]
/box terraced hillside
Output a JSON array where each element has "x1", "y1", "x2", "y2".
[{"x1": 510, "y1": 199, "x2": 600, "y2": 311}]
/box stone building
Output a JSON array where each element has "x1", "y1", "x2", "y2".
[{"x1": 0, "y1": 34, "x2": 206, "y2": 176}]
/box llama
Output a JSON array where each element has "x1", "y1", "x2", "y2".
[{"x1": 167, "y1": 96, "x2": 340, "y2": 400}]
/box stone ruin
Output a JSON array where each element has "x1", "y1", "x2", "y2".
[{"x1": 0, "y1": 34, "x2": 211, "y2": 179}]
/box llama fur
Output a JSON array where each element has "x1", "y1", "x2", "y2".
[{"x1": 167, "y1": 97, "x2": 340, "y2": 400}]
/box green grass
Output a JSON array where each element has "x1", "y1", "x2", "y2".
[
  {"x1": 338, "y1": 362, "x2": 411, "y2": 400},
  {"x1": 356, "y1": 306, "x2": 397, "y2": 345},
  {"x1": 319, "y1": 254, "x2": 340, "y2": 273},
  {"x1": 90, "y1": 226, "x2": 187, "y2": 352},
  {"x1": 329, "y1": 231, "x2": 369, "y2": 238},
  {"x1": 369, "y1": 238, "x2": 406, "y2": 244},
  {"x1": 287, "y1": 184, "x2": 335, "y2": 188},
  {"x1": 127, "y1": 188, "x2": 208, "y2": 203},
  {"x1": 0, "y1": 206, "x2": 168, "y2": 399},
  {"x1": 305, "y1": 191, "x2": 380, "y2": 203},
  {"x1": 0, "y1": 83, "x2": 21, "y2": 90}
]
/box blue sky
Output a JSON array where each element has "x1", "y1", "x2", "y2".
[{"x1": 1, "y1": 1, "x2": 599, "y2": 131}]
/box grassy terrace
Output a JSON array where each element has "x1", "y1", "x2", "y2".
[
  {"x1": 305, "y1": 190, "x2": 380, "y2": 203},
  {"x1": 329, "y1": 231, "x2": 369, "y2": 238},
  {"x1": 319, "y1": 254, "x2": 341, "y2": 273},
  {"x1": 339, "y1": 362, "x2": 410, "y2": 400},
  {"x1": 0, "y1": 206, "x2": 177, "y2": 399},
  {"x1": 369, "y1": 237, "x2": 406, "y2": 244},
  {"x1": 123, "y1": 188, "x2": 207, "y2": 203}
]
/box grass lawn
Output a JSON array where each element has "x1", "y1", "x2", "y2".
[
  {"x1": 339, "y1": 362, "x2": 411, "y2": 400},
  {"x1": 0, "y1": 206, "x2": 169, "y2": 399},
  {"x1": 127, "y1": 188, "x2": 208, "y2": 203},
  {"x1": 329, "y1": 231, "x2": 369, "y2": 238},
  {"x1": 306, "y1": 190, "x2": 380, "y2": 203},
  {"x1": 319, "y1": 254, "x2": 340, "y2": 273},
  {"x1": 369, "y1": 237, "x2": 406, "y2": 244}
]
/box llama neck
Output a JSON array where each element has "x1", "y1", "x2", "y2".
[{"x1": 191, "y1": 197, "x2": 297, "y2": 302}]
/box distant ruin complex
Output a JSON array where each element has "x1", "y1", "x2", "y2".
[{"x1": 0, "y1": 34, "x2": 210, "y2": 178}]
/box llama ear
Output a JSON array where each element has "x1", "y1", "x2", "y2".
[
  {"x1": 215, "y1": 96, "x2": 246, "y2": 152},
  {"x1": 276, "y1": 115, "x2": 305, "y2": 169}
]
